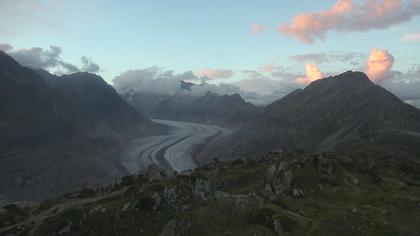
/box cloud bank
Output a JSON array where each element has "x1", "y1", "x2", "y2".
[
  {"x1": 113, "y1": 67, "x2": 240, "y2": 97},
  {"x1": 113, "y1": 66, "x2": 302, "y2": 106},
  {"x1": 279, "y1": 0, "x2": 420, "y2": 43},
  {"x1": 382, "y1": 67, "x2": 420, "y2": 107},
  {"x1": 1, "y1": 43, "x2": 100, "y2": 74}
]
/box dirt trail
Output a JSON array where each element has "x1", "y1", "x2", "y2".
[{"x1": 0, "y1": 186, "x2": 131, "y2": 235}]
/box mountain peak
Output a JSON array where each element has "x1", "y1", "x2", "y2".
[
  {"x1": 304, "y1": 70, "x2": 375, "y2": 96},
  {"x1": 335, "y1": 70, "x2": 370, "y2": 81},
  {"x1": 206, "y1": 70, "x2": 420, "y2": 161},
  {"x1": 334, "y1": 71, "x2": 374, "y2": 86},
  {"x1": 308, "y1": 70, "x2": 372, "y2": 88}
]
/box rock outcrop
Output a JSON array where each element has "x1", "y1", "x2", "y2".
[{"x1": 3, "y1": 150, "x2": 420, "y2": 235}]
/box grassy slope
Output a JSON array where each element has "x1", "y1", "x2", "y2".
[{"x1": 1, "y1": 151, "x2": 420, "y2": 235}]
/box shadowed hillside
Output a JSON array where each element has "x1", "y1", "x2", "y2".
[
  {"x1": 199, "y1": 71, "x2": 420, "y2": 164},
  {"x1": 0, "y1": 51, "x2": 167, "y2": 202}
]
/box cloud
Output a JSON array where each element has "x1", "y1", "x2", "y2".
[
  {"x1": 3, "y1": 44, "x2": 101, "y2": 75},
  {"x1": 239, "y1": 71, "x2": 285, "y2": 95},
  {"x1": 113, "y1": 66, "x2": 300, "y2": 106},
  {"x1": 113, "y1": 67, "x2": 195, "y2": 95},
  {"x1": 81, "y1": 56, "x2": 100, "y2": 73},
  {"x1": 258, "y1": 63, "x2": 285, "y2": 74},
  {"x1": 401, "y1": 32, "x2": 420, "y2": 42},
  {"x1": 113, "y1": 67, "x2": 240, "y2": 97},
  {"x1": 381, "y1": 66, "x2": 420, "y2": 108},
  {"x1": 289, "y1": 52, "x2": 366, "y2": 65},
  {"x1": 289, "y1": 53, "x2": 329, "y2": 64},
  {"x1": 235, "y1": 69, "x2": 300, "y2": 105},
  {"x1": 279, "y1": 0, "x2": 420, "y2": 43},
  {"x1": 251, "y1": 24, "x2": 264, "y2": 34},
  {"x1": 59, "y1": 61, "x2": 80, "y2": 73},
  {"x1": 295, "y1": 64, "x2": 324, "y2": 85},
  {"x1": 112, "y1": 62, "x2": 420, "y2": 108},
  {"x1": 8, "y1": 46, "x2": 63, "y2": 69},
  {"x1": 366, "y1": 48, "x2": 394, "y2": 82},
  {"x1": 0, "y1": 43, "x2": 13, "y2": 52},
  {"x1": 194, "y1": 69, "x2": 234, "y2": 79}
]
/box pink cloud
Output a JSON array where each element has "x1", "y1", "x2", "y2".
[
  {"x1": 295, "y1": 64, "x2": 324, "y2": 85},
  {"x1": 366, "y1": 49, "x2": 394, "y2": 82},
  {"x1": 279, "y1": 0, "x2": 420, "y2": 43},
  {"x1": 195, "y1": 69, "x2": 234, "y2": 79},
  {"x1": 251, "y1": 24, "x2": 264, "y2": 34}
]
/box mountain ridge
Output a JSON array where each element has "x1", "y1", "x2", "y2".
[
  {"x1": 0, "y1": 51, "x2": 166, "y2": 202},
  {"x1": 123, "y1": 88, "x2": 263, "y2": 126},
  {"x1": 198, "y1": 71, "x2": 420, "y2": 164}
]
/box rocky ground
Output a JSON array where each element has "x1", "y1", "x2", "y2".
[{"x1": 1, "y1": 150, "x2": 420, "y2": 235}]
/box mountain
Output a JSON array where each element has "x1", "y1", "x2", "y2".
[
  {"x1": 0, "y1": 51, "x2": 166, "y2": 202},
  {"x1": 3, "y1": 150, "x2": 420, "y2": 235},
  {"x1": 123, "y1": 89, "x2": 263, "y2": 127},
  {"x1": 152, "y1": 92, "x2": 263, "y2": 126},
  {"x1": 198, "y1": 71, "x2": 420, "y2": 164}
]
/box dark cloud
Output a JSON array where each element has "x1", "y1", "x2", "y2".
[
  {"x1": 8, "y1": 46, "x2": 62, "y2": 69},
  {"x1": 381, "y1": 67, "x2": 420, "y2": 107},
  {"x1": 81, "y1": 56, "x2": 100, "y2": 73},
  {"x1": 59, "y1": 61, "x2": 80, "y2": 73},
  {"x1": 0, "y1": 43, "x2": 13, "y2": 52}
]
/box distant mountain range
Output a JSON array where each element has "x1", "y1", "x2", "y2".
[
  {"x1": 0, "y1": 51, "x2": 166, "y2": 202},
  {"x1": 198, "y1": 71, "x2": 420, "y2": 164},
  {"x1": 122, "y1": 89, "x2": 263, "y2": 126},
  {"x1": 2, "y1": 48, "x2": 420, "y2": 205}
]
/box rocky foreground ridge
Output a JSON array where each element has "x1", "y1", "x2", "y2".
[{"x1": 2, "y1": 150, "x2": 420, "y2": 235}]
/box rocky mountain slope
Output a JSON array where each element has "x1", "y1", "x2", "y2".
[
  {"x1": 123, "y1": 88, "x2": 262, "y2": 127},
  {"x1": 2, "y1": 150, "x2": 420, "y2": 235},
  {"x1": 0, "y1": 51, "x2": 166, "y2": 202},
  {"x1": 199, "y1": 71, "x2": 420, "y2": 163}
]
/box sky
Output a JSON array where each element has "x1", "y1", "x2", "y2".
[{"x1": 1, "y1": 0, "x2": 420, "y2": 106}]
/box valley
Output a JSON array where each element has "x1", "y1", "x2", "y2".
[{"x1": 2, "y1": 4, "x2": 420, "y2": 233}]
